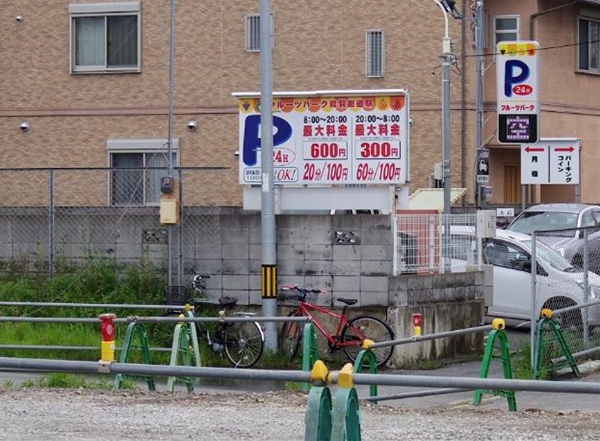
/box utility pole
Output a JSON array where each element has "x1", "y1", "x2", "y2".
[
  {"x1": 474, "y1": 0, "x2": 486, "y2": 208},
  {"x1": 166, "y1": 0, "x2": 177, "y2": 286},
  {"x1": 259, "y1": 0, "x2": 278, "y2": 351},
  {"x1": 433, "y1": 0, "x2": 452, "y2": 216}
]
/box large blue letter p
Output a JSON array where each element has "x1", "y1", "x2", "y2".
[
  {"x1": 504, "y1": 60, "x2": 530, "y2": 98},
  {"x1": 242, "y1": 115, "x2": 293, "y2": 166}
]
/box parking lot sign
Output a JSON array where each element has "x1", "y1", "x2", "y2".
[
  {"x1": 520, "y1": 138, "x2": 580, "y2": 185},
  {"x1": 497, "y1": 41, "x2": 540, "y2": 144}
]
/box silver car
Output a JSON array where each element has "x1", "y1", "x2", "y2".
[
  {"x1": 485, "y1": 229, "x2": 600, "y2": 328},
  {"x1": 449, "y1": 226, "x2": 600, "y2": 327},
  {"x1": 507, "y1": 203, "x2": 600, "y2": 274}
]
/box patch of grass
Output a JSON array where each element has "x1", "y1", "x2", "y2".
[
  {"x1": 17, "y1": 373, "x2": 137, "y2": 390},
  {"x1": 20, "y1": 379, "x2": 38, "y2": 388},
  {"x1": 256, "y1": 349, "x2": 302, "y2": 370},
  {"x1": 283, "y1": 381, "x2": 303, "y2": 391}
]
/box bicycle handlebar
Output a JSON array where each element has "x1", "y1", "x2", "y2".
[{"x1": 281, "y1": 284, "x2": 322, "y2": 294}]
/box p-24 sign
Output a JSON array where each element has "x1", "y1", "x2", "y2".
[{"x1": 496, "y1": 41, "x2": 540, "y2": 144}]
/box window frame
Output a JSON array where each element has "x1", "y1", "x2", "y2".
[
  {"x1": 69, "y1": 2, "x2": 142, "y2": 74},
  {"x1": 107, "y1": 139, "x2": 179, "y2": 207},
  {"x1": 245, "y1": 13, "x2": 274, "y2": 52},
  {"x1": 577, "y1": 15, "x2": 600, "y2": 74},
  {"x1": 366, "y1": 29, "x2": 385, "y2": 78},
  {"x1": 492, "y1": 15, "x2": 520, "y2": 48}
]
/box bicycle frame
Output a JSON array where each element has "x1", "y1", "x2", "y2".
[{"x1": 296, "y1": 301, "x2": 364, "y2": 348}]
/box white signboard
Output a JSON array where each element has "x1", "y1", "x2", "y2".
[
  {"x1": 520, "y1": 139, "x2": 580, "y2": 185},
  {"x1": 234, "y1": 90, "x2": 409, "y2": 185},
  {"x1": 496, "y1": 41, "x2": 540, "y2": 144}
]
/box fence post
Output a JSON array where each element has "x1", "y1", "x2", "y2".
[{"x1": 48, "y1": 169, "x2": 55, "y2": 278}]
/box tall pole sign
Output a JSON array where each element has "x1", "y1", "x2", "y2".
[{"x1": 496, "y1": 41, "x2": 540, "y2": 144}]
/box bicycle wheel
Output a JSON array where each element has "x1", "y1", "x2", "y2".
[
  {"x1": 223, "y1": 321, "x2": 265, "y2": 368},
  {"x1": 341, "y1": 315, "x2": 394, "y2": 368},
  {"x1": 279, "y1": 310, "x2": 303, "y2": 360}
]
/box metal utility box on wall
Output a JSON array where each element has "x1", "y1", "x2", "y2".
[
  {"x1": 159, "y1": 178, "x2": 180, "y2": 225},
  {"x1": 160, "y1": 199, "x2": 179, "y2": 224}
]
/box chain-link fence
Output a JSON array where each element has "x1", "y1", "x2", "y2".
[
  {"x1": 533, "y1": 227, "x2": 600, "y2": 369},
  {"x1": 0, "y1": 168, "x2": 222, "y2": 286},
  {"x1": 393, "y1": 213, "x2": 482, "y2": 275}
]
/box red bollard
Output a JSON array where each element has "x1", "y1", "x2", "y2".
[
  {"x1": 99, "y1": 313, "x2": 117, "y2": 362},
  {"x1": 412, "y1": 313, "x2": 423, "y2": 337}
]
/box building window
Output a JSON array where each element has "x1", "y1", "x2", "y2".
[
  {"x1": 578, "y1": 17, "x2": 600, "y2": 73},
  {"x1": 245, "y1": 14, "x2": 274, "y2": 52},
  {"x1": 69, "y1": 2, "x2": 141, "y2": 73},
  {"x1": 493, "y1": 15, "x2": 520, "y2": 46},
  {"x1": 366, "y1": 30, "x2": 385, "y2": 77},
  {"x1": 107, "y1": 139, "x2": 179, "y2": 206}
]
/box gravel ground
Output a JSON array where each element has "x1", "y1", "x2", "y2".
[{"x1": 1, "y1": 388, "x2": 600, "y2": 440}]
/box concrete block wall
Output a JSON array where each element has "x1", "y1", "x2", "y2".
[
  {"x1": 387, "y1": 272, "x2": 486, "y2": 366},
  {"x1": 203, "y1": 213, "x2": 394, "y2": 308},
  {"x1": 0, "y1": 208, "x2": 487, "y2": 364}
]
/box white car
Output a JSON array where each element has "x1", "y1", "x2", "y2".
[{"x1": 451, "y1": 228, "x2": 600, "y2": 327}]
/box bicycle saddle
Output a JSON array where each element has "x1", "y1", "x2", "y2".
[
  {"x1": 219, "y1": 296, "x2": 238, "y2": 309},
  {"x1": 336, "y1": 298, "x2": 358, "y2": 305}
]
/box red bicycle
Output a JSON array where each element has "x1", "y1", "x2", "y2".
[{"x1": 278, "y1": 285, "x2": 395, "y2": 367}]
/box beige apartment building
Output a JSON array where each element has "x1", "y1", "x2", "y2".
[{"x1": 1, "y1": 0, "x2": 600, "y2": 209}]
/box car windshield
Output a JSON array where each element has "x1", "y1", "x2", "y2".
[
  {"x1": 509, "y1": 211, "x2": 578, "y2": 237},
  {"x1": 519, "y1": 238, "x2": 577, "y2": 272}
]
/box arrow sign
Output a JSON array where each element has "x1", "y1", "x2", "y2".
[
  {"x1": 524, "y1": 146, "x2": 545, "y2": 153},
  {"x1": 554, "y1": 146, "x2": 575, "y2": 153},
  {"x1": 521, "y1": 144, "x2": 549, "y2": 184},
  {"x1": 521, "y1": 139, "x2": 580, "y2": 185}
]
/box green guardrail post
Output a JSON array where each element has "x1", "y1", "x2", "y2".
[
  {"x1": 304, "y1": 386, "x2": 332, "y2": 441},
  {"x1": 353, "y1": 349, "x2": 378, "y2": 403},
  {"x1": 301, "y1": 322, "x2": 319, "y2": 392},
  {"x1": 114, "y1": 321, "x2": 155, "y2": 391},
  {"x1": 166, "y1": 321, "x2": 194, "y2": 393},
  {"x1": 534, "y1": 309, "x2": 580, "y2": 379},
  {"x1": 331, "y1": 363, "x2": 361, "y2": 441},
  {"x1": 472, "y1": 318, "x2": 516, "y2": 411},
  {"x1": 184, "y1": 309, "x2": 202, "y2": 370}
]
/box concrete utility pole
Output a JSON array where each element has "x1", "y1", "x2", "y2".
[
  {"x1": 474, "y1": 0, "x2": 485, "y2": 208},
  {"x1": 259, "y1": 0, "x2": 278, "y2": 351},
  {"x1": 166, "y1": 0, "x2": 177, "y2": 286},
  {"x1": 433, "y1": 0, "x2": 452, "y2": 215}
]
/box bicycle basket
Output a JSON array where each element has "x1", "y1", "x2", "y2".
[
  {"x1": 165, "y1": 285, "x2": 190, "y2": 306},
  {"x1": 277, "y1": 290, "x2": 318, "y2": 306}
]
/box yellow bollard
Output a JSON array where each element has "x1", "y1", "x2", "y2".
[
  {"x1": 412, "y1": 313, "x2": 423, "y2": 337},
  {"x1": 99, "y1": 313, "x2": 117, "y2": 362}
]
